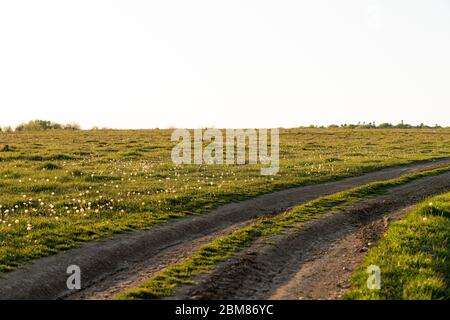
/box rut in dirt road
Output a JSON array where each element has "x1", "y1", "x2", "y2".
[
  {"x1": 179, "y1": 171, "x2": 450, "y2": 300},
  {"x1": 0, "y1": 158, "x2": 449, "y2": 300},
  {"x1": 69, "y1": 220, "x2": 254, "y2": 300}
]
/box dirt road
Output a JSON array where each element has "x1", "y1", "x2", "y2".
[{"x1": 179, "y1": 172, "x2": 450, "y2": 299}]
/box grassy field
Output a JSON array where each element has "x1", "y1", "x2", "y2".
[
  {"x1": 1, "y1": 128, "x2": 450, "y2": 272},
  {"x1": 344, "y1": 192, "x2": 450, "y2": 300}
]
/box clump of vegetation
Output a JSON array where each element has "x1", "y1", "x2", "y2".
[
  {"x1": 0, "y1": 144, "x2": 13, "y2": 152},
  {"x1": 122, "y1": 150, "x2": 144, "y2": 158},
  {"x1": 40, "y1": 162, "x2": 62, "y2": 170},
  {"x1": 71, "y1": 170, "x2": 84, "y2": 177},
  {"x1": 331, "y1": 121, "x2": 443, "y2": 129},
  {"x1": 14, "y1": 120, "x2": 80, "y2": 132},
  {"x1": 1, "y1": 126, "x2": 13, "y2": 133},
  {"x1": 344, "y1": 192, "x2": 450, "y2": 300}
]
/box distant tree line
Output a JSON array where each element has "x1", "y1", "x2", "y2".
[
  {"x1": 1, "y1": 120, "x2": 80, "y2": 132},
  {"x1": 1, "y1": 120, "x2": 447, "y2": 132},
  {"x1": 311, "y1": 121, "x2": 445, "y2": 129}
]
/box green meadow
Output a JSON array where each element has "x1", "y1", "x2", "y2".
[{"x1": 1, "y1": 128, "x2": 449, "y2": 272}]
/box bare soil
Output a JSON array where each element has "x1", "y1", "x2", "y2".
[{"x1": 0, "y1": 158, "x2": 449, "y2": 300}]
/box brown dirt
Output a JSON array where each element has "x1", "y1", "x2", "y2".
[
  {"x1": 178, "y1": 171, "x2": 450, "y2": 300},
  {"x1": 270, "y1": 208, "x2": 408, "y2": 300},
  {"x1": 0, "y1": 158, "x2": 448, "y2": 300}
]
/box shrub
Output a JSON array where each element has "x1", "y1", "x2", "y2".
[
  {"x1": 1, "y1": 126, "x2": 13, "y2": 133},
  {"x1": 40, "y1": 162, "x2": 62, "y2": 170},
  {"x1": 15, "y1": 120, "x2": 80, "y2": 132},
  {"x1": 0, "y1": 144, "x2": 13, "y2": 152},
  {"x1": 378, "y1": 123, "x2": 393, "y2": 128}
]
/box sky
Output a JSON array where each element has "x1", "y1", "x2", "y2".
[{"x1": 0, "y1": 0, "x2": 449, "y2": 129}]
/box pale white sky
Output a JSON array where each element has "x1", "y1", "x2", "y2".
[{"x1": 1, "y1": 0, "x2": 449, "y2": 129}]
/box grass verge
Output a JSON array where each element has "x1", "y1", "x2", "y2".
[
  {"x1": 116, "y1": 164, "x2": 450, "y2": 299},
  {"x1": 343, "y1": 192, "x2": 450, "y2": 300}
]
